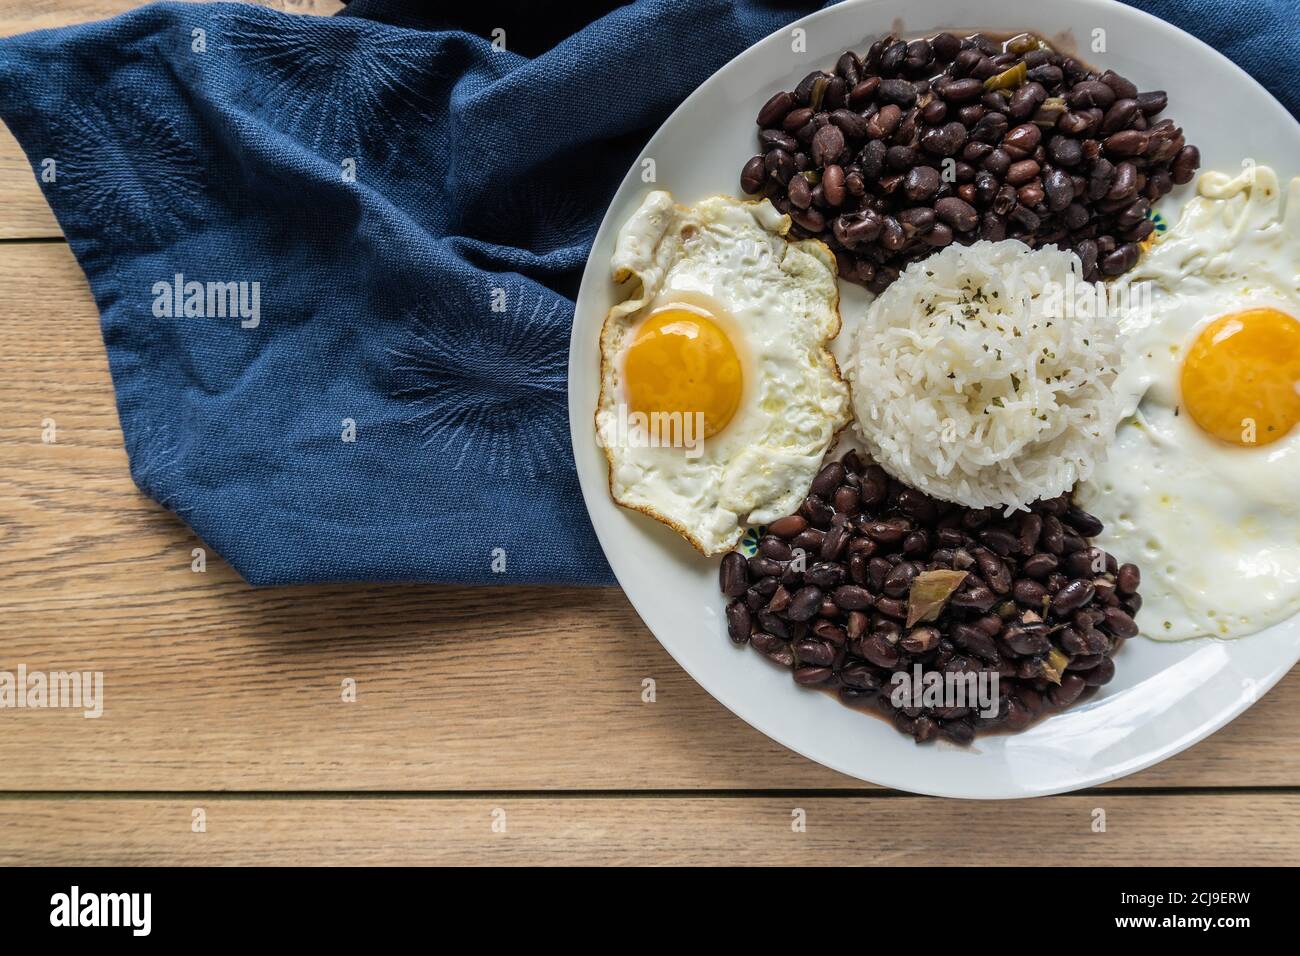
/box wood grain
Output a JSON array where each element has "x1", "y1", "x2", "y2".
[
  {"x1": 0, "y1": 244, "x2": 1297, "y2": 792},
  {"x1": 0, "y1": 0, "x2": 341, "y2": 35},
  {"x1": 0, "y1": 1, "x2": 344, "y2": 238},
  {"x1": 1, "y1": 793, "x2": 1294, "y2": 865},
  {"x1": 1, "y1": 0, "x2": 1298, "y2": 871},
  {"x1": 0, "y1": 127, "x2": 58, "y2": 238}
]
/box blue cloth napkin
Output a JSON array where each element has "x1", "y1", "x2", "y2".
[
  {"x1": 0, "y1": 0, "x2": 820, "y2": 585},
  {"x1": 0, "y1": 1, "x2": 1293, "y2": 586}
]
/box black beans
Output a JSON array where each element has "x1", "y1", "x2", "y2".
[
  {"x1": 793, "y1": 665, "x2": 833, "y2": 685},
  {"x1": 951, "y1": 585, "x2": 996, "y2": 612},
  {"x1": 795, "y1": 70, "x2": 827, "y2": 105},
  {"x1": 832, "y1": 584, "x2": 875, "y2": 610},
  {"x1": 758, "y1": 129, "x2": 799, "y2": 153},
  {"x1": 1050, "y1": 674, "x2": 1087, "y2": 707},
  {"x1": 940, "y1": 77, "x2": 984, "y2": 102},
  {"x1": 740, "y1": 155, "x2": 765, "y2": 194},
  {"x1": 900, "y1": 626, "x2": 941, "y2": 654},
  {"x1": 829, "y1": 108, "x2": 869, "y2": 142},
  {"x1": 1004, "y1": 159, "x2": 1040, "y2": 186},
  {"x1": 811, "y1": 124, "x2": 845, "y2": 165},
  {"x1": 903, "y1": 165, "x2": 942, "y2": 201},
  {"x1": 1104, "y1": 606, "x2": 1139, "y2": 639},
  {"x1": 768, "y1": 515, "x2": 807, "y2": 539},
  {"x1": 793, "y1": 638, "x2": 836, "y2": 667},
  {"x1": 782, "y1": 106, "x2": 813, "y2": 133},
  {"x1": 882, "y1": 562, "x2": 918, "y2": 597},
  {"x1": 861, "y1": 634, "x2": 900, "y2": 668},
  {"x1": 720, "y1": 552, "x2": 748, "y2": 598},
  {"x1": 971, "y1": 111, "x2": 1009, "y2": 145},
  {"x1": 1171, "y1": 144, "x2": 1200, "y2": 185},
  {"x1": 1005, "y1": 623, "x2": 1050, "y2": 657},
  {"x1": 745, "y1": 31, "x2": 1199, "y2": 287},
  {"x1": 878, "y1": 77, "x2": 917, "y2": 108},
  {"x1": 1097, "y1": 69, "x2": 1136, "y2": 101},
  {"x1": 805, "y1": 562, "x2": 843, "y2": 589},
  {"x1": 1117, "y1": 563, "x2": 1141, "y2": 595},
  {"x1": 1074, "y1": 237, "x2": 1099, "y2": 276},
  {"x1": 1085, "y1": 657, "x2": 1116, "y2": 686},
  {"x1": 1065, "y1": 505, "x2": 1104, "y2": 537},
  {"x1": 757, "y1": 91, "x2": 794, "y2": 127},
  {"x1": 1012, "y1": 579, "x2": 1048, "y2": 607},
  {"x1": 750, "y1": 632, "x2": 792, "y2": 665},
  {"x1": 819, "y1": 524, "x2": 849, "y2": 561},
  {"x1": 764, "y1": 148, "x2": 796, "y2": 185},
  {"x1": 1068, "y1": 80, "x2": 1115, "y2": 109},
  {"x1": 846, "y1": 77, "x2": 878, "y2": 110},
  {"x1": 1101, "y1": 98, "x2": 1139, "y2": 134},
  {"x1": 878, "y1": 39, "x2": 906, "y2": 74},
  {"x1": 1048, "y1": 135, "x2": 1083, "y2": 168},
  {"x1": 787, "y1": 586, "x2": 824, "y2": 621},
  {"x1": 726, "y1": 602, "x2": 752, "y2": 644},
  {"x1": 1002, "y1": 123, "x2": 1041, "y2": 158},
  {"x1": 789, "y1": 205, "x2": 826, "y2": 233},
  {"x1": 1104, "y1": 129, "x2": 1147, "y2": 158},
  {"x1": 976, "y1": 551, "x2": 1012, "y2": 594},
  {"x1": 824, "y1": 165, "x2": 848, "y2": 206},
  {"x1": 930, "y1": 31, "x2": 961, "y2": 61},
  {"x1": 904, "y1": 38, "x2": 933, "y2": 72},
  {"x1": 921, "y1": 96, "x2": 948, "y2": 125},
  {"x1": 886, "y1": 144, "x2": 916, "y2": 172},
  {"x1": 977, "y1": 528, "x2": 1017, "y2": 557},
  {"x1": 1008, "y1": 82, "x2": 1047, "y2": 121},
  {"x1": 800, "y1": 494, "x2": 834, "y2": 528},
  {"x1": 831, "y1": 210, "x2": 879, "y2": 247},
  {"x1": 787, "y1": 173, "x2": 811, "y2": 209},
  {"x1": 863, "y1": 517, "x2": 911, "y2": 544},
  {"x1": 1051, "y1": 579, "x2": 1096, "y2": 615},
  {"x1": 813, "y1": 619, "x2": 846, "y2": 646},
  {"x1": 809, "y1": 462, "x2": 845, "y2": 499},
  {"x1": 920, "y1": 121, "x2": 967, "y2": 157},
  {"x1": 1101, "y1": 242, "x2": 1139, "y2": 276},
  {"x1": 935, "y1": 196, "x2": 978, "y2": 232},
  {"x1": 1042, "y1": 168, "x2": 1074, "y2": 212},
  {"x1": 756, "y1": 609, "x2": 789, "y2": 640},
  {"x1": 1107, "y1": 160, "x2": 1138, "y2": 200},
  {"x1": 1117, "y1": 196, "x2": 1150, "y2": 229},
  {"x1": 1136, "y1": 90, "x2": 1168, "y2": 115},
  {"x1": 1066, "y1": 547, "x2": 1105, "y2": 577}
]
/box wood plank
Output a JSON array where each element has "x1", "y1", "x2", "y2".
[
  {"x1": 0, "y1": 126, "x2": 59, "y2": 238},
  {"x1": 0, "y1": 0, "x2": 342, "y2": 36},
  {"x1": 0, "y1": 1, "x2": 344, "y2": 238},
  {"x1": 0, "y1": 242, "x2": 1298, "y2": 792},
  {"x1": 1, "y1": 793, "x2": 1295, "y2": 865}
]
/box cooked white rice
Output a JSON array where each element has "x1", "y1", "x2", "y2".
[{"x1": 845, "y1": 240, "x2": 1124, "y2": 511}]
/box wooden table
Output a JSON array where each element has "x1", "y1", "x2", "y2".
[{"x1": 1, "y1": 0, "x2": 1297, "y2": 867}]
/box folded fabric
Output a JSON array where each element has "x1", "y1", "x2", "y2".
[
  {"x1": 0, "y1": 0, "x2": 820, "y2": 585},
  {"x1": 0, "y1": 0, "x2": 1294, "y2": 586}
]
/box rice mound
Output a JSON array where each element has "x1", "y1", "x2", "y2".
[{"x1": 845, "y1": 240, "x2": 1124, "y2": 511}]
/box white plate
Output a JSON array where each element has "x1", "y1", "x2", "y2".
[{"x1": 568, "y1": 0, "x2": 1300, "y2": 798}]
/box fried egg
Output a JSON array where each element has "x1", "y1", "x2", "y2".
[
  {"x1": 1077, "y1": 165, "x2": 1300, "y2": 640},
  {"x1": 597, "y1": 191, "x2": 849, "y2": 554}
]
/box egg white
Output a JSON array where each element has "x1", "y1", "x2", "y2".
[
  {"x1": 597, "y1": 191, "x2": 849, "y2": 554},
  {"x1": 1078, "y1": 165, "x2": 1300, "y2": 640}
]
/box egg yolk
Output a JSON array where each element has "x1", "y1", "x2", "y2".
[
  {"x1": 1180, "y1": 308, "x2": 1300, "y2": 447},
  {"x1": 623, "y1": 308, "x2": 742, "y2": 439}
]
